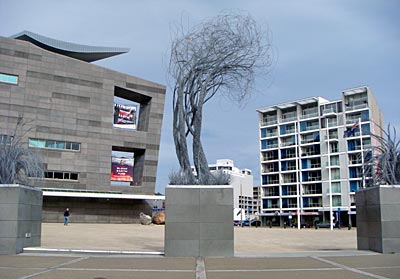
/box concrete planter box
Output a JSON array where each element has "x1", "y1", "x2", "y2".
[
  {"x1": 356, "y1": 185, "x2": 400, "y2": 253},
  {"x1": 165, "y1": 185, "x2": 233, "y2": 257},
  {"x1": 0, "y1": 185, "x2": 43, "y2": 254}
]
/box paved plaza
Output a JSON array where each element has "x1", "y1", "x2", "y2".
[{"x1": 0, "y1": 223, "x2": 399, "y2": 279}]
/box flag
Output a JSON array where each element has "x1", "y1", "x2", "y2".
[
  {"x1": 344, "y1": 121, "x2": 359, "y2": 138},
  {"x1": 351, "y1": 121, "x2": 359, "y2": 131}
]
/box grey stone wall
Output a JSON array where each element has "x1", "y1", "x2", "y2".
[
  {"x1": 0, "y1": 35, "x2": 165, "y2": 196},
  {"x1": 0, "y1": 185, "x2": 42, "y2": 254},
  {"x1": 165, "y1": 185, "x2": 234, "y2": 257},
  {"x1": 42, "y1": 196, "x2": 152, "y2": 223},
  {"x1": 356, "y1": 185, "x2": 400, "y2": 253}
]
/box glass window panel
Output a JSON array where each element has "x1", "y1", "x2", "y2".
[
  {"x1": 45, "y1": 172, "x2": 53, "y2": 179},
  {"x1": 56, "y1": 141, "x2": 65, "y2": 149},
  {"x1": 63, "y1": 173, "x2": 70, "y2": 179},
  {"x1": 29, "y1": 139, "x2": 45, "y2": 148},
  {"x1": 0, "y1": 73, "x2": 18, "y2": 84},
  {"x1": 70, "y1": 173, "x2": 78, "y2": 180},
  {"x1": 45, "y1": 140, "x2": 56, "y2": 148},
  {"x1": 65, "y1": 142, "x2": 72, "y2": 149},
  {"x1": 54, "y1": 172, "x2": 63, "y2": 179},
  {"x1": 71, "y1": 143, "x2": 80, "y2": 150}
]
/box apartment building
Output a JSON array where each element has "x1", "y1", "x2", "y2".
[
  {"x1": 257, "y1": 86, "x2": 383, "y2": 227},
  {"x1": 0, "y1": 31, "x2": 165, "y2": 223},
  {"x1": 192, "y1": 159, "x2": 254, "y2": 217}
]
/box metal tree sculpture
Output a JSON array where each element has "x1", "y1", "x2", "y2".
[
  {"x1": 0, "y1": 119, "x2": 43, "y2": 184},
  {"x1": 364, "y1": 124, "x2": 400, "y2": 186},
  {"x1": 169, "y1": 14, "x2": 273, "y2": 184}
]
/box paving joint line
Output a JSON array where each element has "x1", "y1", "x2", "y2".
[
  {"x1": 196, "y1": 257, "x2": 207, "y2": 279},
  {"x1": 312, "y1": 256, "x2": 392, "y2": 279},
  {"x1": 18, "y1": 256, "x2": 89, "y2": 279}
]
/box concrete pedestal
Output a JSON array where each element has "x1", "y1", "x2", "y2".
[
  {"x1": 0, "y1": 185, "x2": 43, "y2": 254},
  {"x1": 356, "y1": 185, "x2": 400, "y2": 253},
  {"x1": 165, "y1": 185, "x2": 233, "y2": 257}
]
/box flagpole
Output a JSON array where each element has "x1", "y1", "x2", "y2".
[
  {"x1": 326, "y1": 118, "x2": 334, "y2": 231},
  {"x1": 295, "y1": 121, "x2": 301, "y2": 230}
]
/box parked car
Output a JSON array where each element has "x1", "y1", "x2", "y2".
[
  {"x1": 291, "y1": 222, "x2": 311, "y2": 228},
  {"x1": 315, "y1": 222, "x2": 337, "y2": 229},
  {"x1": 234, "y1": 219, "x2": 251, "y2": 226},
  {"x1": 250, "y1": 219, "x2": 261, "y2": 227}
]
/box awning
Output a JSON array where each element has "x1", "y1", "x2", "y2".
[{"x1": 41, "y1": 188, "x2": 164, "y2": 200}]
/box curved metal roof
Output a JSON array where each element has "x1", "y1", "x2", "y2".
[{"x1": 10, "y1": 31, "x2": 130, "y2": 62}]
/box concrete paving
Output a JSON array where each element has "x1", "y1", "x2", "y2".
[{"x1": 0, "y1": 223, "x2": 399, "y2": 279}]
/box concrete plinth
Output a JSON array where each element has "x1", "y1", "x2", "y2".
[
  {"x1": 165, "y1": 185, "x2": 233, "y2": 257},
  {"x1": 356, "y1": 185, "x2": 400, "y2": 253},
  {"x1": 0, "y1": 185, "x2": 43, "y2": 254}
]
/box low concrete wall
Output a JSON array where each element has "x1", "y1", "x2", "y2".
[
  {"x1": 0, "y1": 185, "x2": 42, "y2": 254},
  {"x1": 165, "y1": 185, "x2": 233, "y2": 257},
  {"x1": 356, "y1": 185, "x2": 400, "y2": 253}
]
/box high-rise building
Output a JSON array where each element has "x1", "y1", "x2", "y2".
[
  {"x1": 257, "y1": 86, "x2": 383, "y2": 227},
  {"x1": 0, "y1": 31, "x2": 166, "y2": 223},
  {"x1": 191, "y1": 159, "x2": 254, "y2": 217}
]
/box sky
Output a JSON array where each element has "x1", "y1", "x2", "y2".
[{"x1": 1, "y1": 0, "x2": 399, "y2": 194}]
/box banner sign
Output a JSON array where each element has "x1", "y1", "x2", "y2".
[
  {"x1": 110, "y1": 157, "x2": 134, "y2": 182},
  {"x1": 113, "y1": 103, "x2": 137, "y2": 129}
]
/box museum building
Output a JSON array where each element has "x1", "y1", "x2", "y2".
[{"x1": 0, "y1": 31, "x2": 166, "y2": 223}]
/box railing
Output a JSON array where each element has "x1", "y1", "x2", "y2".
[
  {"x1": 282, "y1": 129, "x2": 296, "y2": 134},
  {"x1": 262, "y1": 119, "x2": 277, "y2": 126},
  {"x1": 303, "y1": 124, "x2": 319, "y2": 131},
  {"x1": 283, "y1": 179, "x2": 297, "y2": 183},
  {"x1": 266, "y1": 180, "x2": 279, "y2": 184},
  {"x1": 266, "y1": 144, "x2": 278, "y2": 149},
  {"x1": 329, "y1": 133, "x2": 339, "y2": 139},
  {"x1": 301, "y1": 138, "x2": 318, "y2": 144},
  {"x1": 301, "y1": 110, "x2": 319, "y2": 119},
  {"x1": 266, "y1": 132, "x2": 277, "y2": 137},
  {"x1": 303, "y1": 189, "x2": 322, "y2": 195},
  {"x1": 328, "y1": 121, "x2": 338, "y2": 127},
  {"x1": 304, "y1": 203, "x2": 322, "y2": 208},
  {"x1": 281, "y1": 141, "x2": 295, "y2": 147},
  {"x1": 346, "y1": 103, "x2": 368, "y2": 110},
  {"x1": 322, "y1": 107, "x2": 336, "y2": 115},
  {"x1": 304, "y1": 176, "x2": 322, "y2": 182},
  {"x1": 281, "y1": 112, "x2": 297, "y2": 123}
]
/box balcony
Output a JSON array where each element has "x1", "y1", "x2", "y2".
[
  {"x1": 262, "y1": 119, "x2": 278, "y2": 126},
  {"x1": 322, "y1": 107, "x2": 337, "y2": 115},
  {"x1": 266, "y1": 132, "x2": 278, "y2": 137},
  {"x1": 303, "y1": 176, "x2": 322, "y2": 182},
  {"x1": 303, "y1": 124, "x2": 320, "y2": 131},
  {"x1": 266, "y1": 144, "x2": 278, "y2": 149},
  {"x1": 304, "y1": 202, "x2": 323, "y2": 208},
  {"x1": 346, "y1": 101, "x2": 368, "y2": 111},
  {"x1": 281, "y1": 112, "x2": 297, "y2": 123},
  {"x1": 301, "y1": 108, "x2": 319, "y2": 119}
]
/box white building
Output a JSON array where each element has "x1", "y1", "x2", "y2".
[
  {"x1": 192, "y1": 159, "x2": 254, "y2": 220},
  {"x1": 257, "y1": 86, "x2": 384, "y2": 227}
]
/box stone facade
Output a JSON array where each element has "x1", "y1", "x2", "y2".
[
  {"x1": 0, "y1": 185, "x2": 42, "y2": 254},
  {"x1": 165, "y1": 185, "x2": 234, "y2": 257},
  {"x1": 0, "y1": 35, "x2": 165, "y2": 223},
  {"x1": 356, "y1": 185, "x2": 400, "y2": 253}
]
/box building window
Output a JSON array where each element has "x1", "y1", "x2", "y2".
[
  {"x1": 332, "y1": 196, "x2": 342, "y2": 206},
  {"x1": 331, "y1": 182, "x2": 341, "y2": 193},
  {"x1": 29, "y1": 138, "x2": 80, "y2": 151},
  {"x1": 0, "y1": 134, "x2": 13, "y2": 145},
  {"x1": 0, "y1": 73, "x2": 18, "y2": 85},
  {"x1": 44, "y1": 171, "x2": 79, "y2": 181}
]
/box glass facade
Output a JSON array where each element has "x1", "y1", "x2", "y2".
[{"x1": 0, "y1": 73, "x2": 18, "y2": 84}]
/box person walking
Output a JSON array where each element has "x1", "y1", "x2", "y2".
[{"x1": 63, "y1": 208, "x2": 70, "y2": 226}]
